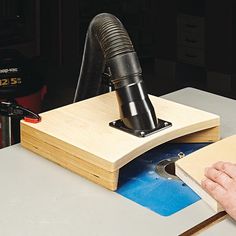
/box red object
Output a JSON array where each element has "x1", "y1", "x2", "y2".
[
  {"x1": 16, "y1": 85, "x2": 47, "y2": 113},
  {"x1": 0, "y1": 85, "x2": 46, "y2": 148},
  {"x1": 24, "y1": 116, "x2": 41, "y2": 123}
]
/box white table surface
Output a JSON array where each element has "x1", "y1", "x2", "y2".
[{"x1": 0, "y1": 87, "x2": 236, "y2": 236}]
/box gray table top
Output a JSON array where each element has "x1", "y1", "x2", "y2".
[{"x1": 0, "y1": 87, "x2": 236, "y2": 236}]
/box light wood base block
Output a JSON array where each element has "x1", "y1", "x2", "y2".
[
  {"x1": 21, "y1": 131, "x2": 119, "y2": 191},
  {"x1": 20, "y1": 92, "x2": 220, "y2": 190},
  {"x1": 176, "y1": 135, "x2": 236, "y2": 212},
  {"x1": 173, "y1": 126, "x2": 220, "y2": 143}
]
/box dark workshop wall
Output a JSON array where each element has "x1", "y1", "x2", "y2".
[
  {"x1": 1, "y1": 0, "x2": 236, "y2": 110},
  {"x1": 0, "y1": 0, "x2": 40, "y2": 57},
  {"x1": 154, "y1": 0, "x2": 236, "y2": 95}
]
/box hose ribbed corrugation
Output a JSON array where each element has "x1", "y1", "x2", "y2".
[
  {"x1": 73, "y1": 13, "x2": 158, "y2": 132},
  {"x1": 95, "y1": 14, "x2": 134, "y2": 59}
]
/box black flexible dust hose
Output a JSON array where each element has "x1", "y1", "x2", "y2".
[{"x1": 73, "y1": 13, "x2": 158, "y2": 132}]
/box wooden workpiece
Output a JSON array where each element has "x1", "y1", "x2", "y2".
[
  {"x1": 20, "y1": 92, "x2": 220, "y2": 190},
  {"x1": 176, "y1": 135, "x2": 236, "y2": 212}
]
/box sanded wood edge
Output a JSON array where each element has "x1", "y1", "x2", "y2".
[
  {"x1": 21, "y1": 116, "x2": 220, "y2": 172},
  {"x1": 20, "y1": 122, "x2": 114, "y2": 171},
  {"x1": 21, "y1": 132, "x2": 119, "y2": 191},
  {"x1": 175, "y1": 165, "x2": 223, "y2": 212},
  {"x1": 172, "y1": 126, "x2": 220, "y2": 143}
]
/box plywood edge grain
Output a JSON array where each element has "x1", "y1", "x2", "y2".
[
  {"x1": 175, "y1": 165, "x2": 223, "y2": 212},
  {"x1": 20, "y1": 92, "x2": 220, "y2": 171},
  {"x1": 21, "y1": 116, "x2": 220, "y2": 172},
  {"x1": 20, "y1": 92, "x2": 222, "y2": 190},
  {"x1": 21, "y1": 122, "x2": 115, "y2": 171},
  {"x1": 174, "y1": 135, "x2": 236, "y2": 212},
  {"x1": 113, "y1": 121, "x2": 220, "y2": 170},
  {"x1": 21, "y1": 132, "x2": 119, "y2": 191},
  {"x1": 173, "y1": 126, "x2": 220, "y2": 143}
]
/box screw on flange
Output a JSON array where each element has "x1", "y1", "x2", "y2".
[
  {"x1": 164, "y1": 122, "x2": 169, "y2": 126},
  {"x1": 140, "y1": 131, "x2": 146, "y2": 137},
  {"x1": 178, "y1": 152, "x2": 185, "y2": 159}
]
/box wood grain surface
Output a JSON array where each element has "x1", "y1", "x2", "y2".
[
  {"x1": 176, "y1": 135, "x2": 236, "y2": 212},
  {"x1": 20, "y1": 92, "x2": 220, "y2": 190}
]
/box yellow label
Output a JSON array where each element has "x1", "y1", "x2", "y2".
[{"x1": 0, "y1": 78, "x2": 22, "y2": 87}]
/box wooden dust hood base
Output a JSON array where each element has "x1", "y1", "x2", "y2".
[{"x1": 20, "y1": 92, "x2": 220, "y2": 190}]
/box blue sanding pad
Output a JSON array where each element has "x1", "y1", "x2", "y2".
[{"x1": 116, "y1": 143, "x2": 208, "y2": 216}]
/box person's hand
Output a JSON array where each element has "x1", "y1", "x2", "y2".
[{"x1": 201, "y1": 161, "x2": 236, "y2": 220}]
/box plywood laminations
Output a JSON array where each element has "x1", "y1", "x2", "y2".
[
  {"x1": 20, "y1": 92, "x2": 220, "y2": 190},
  {"x1": 176, "y1": 135, "x2": 236, "y2": 212}
]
